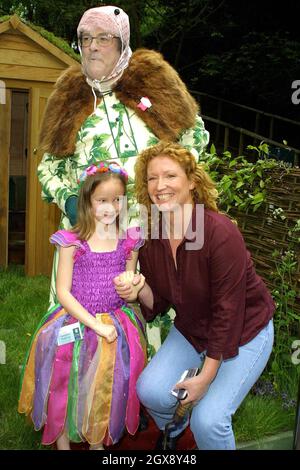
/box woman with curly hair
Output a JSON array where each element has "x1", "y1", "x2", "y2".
[{"x1": 114, "y1": 141, "x2": 275, "y2": 450}]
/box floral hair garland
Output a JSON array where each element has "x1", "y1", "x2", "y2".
[{"x1": 78, "y1": 161, "x2": 128, "y2": 185}]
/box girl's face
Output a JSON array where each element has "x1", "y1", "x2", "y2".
[
  {"x1": 147, "y1": 155, "x2": 195, "y2": 211},
  {"x1": 90, "y1": 178, "x2": 125, "y2": 226}
]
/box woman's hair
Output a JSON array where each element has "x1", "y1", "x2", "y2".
[
  {"x1": 135, "y1": 140, "x2": 219, "y2": 211},
  {"x1": 73, "y1": 171, "x2": 127, "y2": 240}
]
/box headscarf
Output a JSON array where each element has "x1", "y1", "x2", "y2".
[{"x1": 77, "y1": 5, "x2": 132, "y2": 93}]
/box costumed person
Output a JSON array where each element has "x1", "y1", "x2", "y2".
[
  {"x1": 18, "y1": 162, "x2": 146, "y2": 450},
  {"x1": 37, "y1": 5, "x2": 209, "y2": 354},
  {"x1": 114, "y1": 141, "x2": 275, "y2": 450}
]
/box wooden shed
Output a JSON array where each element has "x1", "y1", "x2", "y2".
[{"x1": 0, "y1": 15, "x2": 78, "y2": 276}]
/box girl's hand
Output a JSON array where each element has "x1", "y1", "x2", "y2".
[
  {"x1": 94, "y1": 322, "x2": 117, "y2": 343},
  {"x1": 114, "y1": 272, "x2": 145, "y2": 302},
  {"x1": 173, "y1": 375, "x2": 210, "y2": 405}
]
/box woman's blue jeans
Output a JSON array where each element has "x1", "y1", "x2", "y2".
[{"x1": 136, "y1": 319, "x2": 274, "y2": 450}]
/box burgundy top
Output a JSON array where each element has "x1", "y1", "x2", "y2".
[{"x1": 139, "y1": 208, "x2": 275, "y2": 360}]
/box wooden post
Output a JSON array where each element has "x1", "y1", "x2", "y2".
[
  {"x1": 269, "y1": 116, "x2": 274, "y2": 140},
  {"x1": 254, "y1": 112, "x2": 260, "y2": 145},
  {"x1": 238, "y1": 131, "x2": 244, "y2": 155},
  {"x1": 254, "y1": 112, "x2": 260, "y2": 134},
  {"x1": 0, "y1": 87, "x2": 11, "y2": 267},
  {"x1": 216, "y1": 100, "x2": 222, "y2": 145},
  {"x1": 25, "y1": 87, "x2": 60, "y2": 276},
  {"x1": 224, "y1": 127, "x2": 229, "y2": 151},
  {"x1": 293, "y1": 379, "x2": 300, "y2": 450}
]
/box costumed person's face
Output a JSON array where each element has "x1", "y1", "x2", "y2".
[
  {"x1": 81, "y1": 27, "x2": 121, "y2": 81},
  {"x1": 91, "y1": 178, "x2": 125, "y2": 226},
  {"x1": 147, "y1": 155, "x2": 195, "y2": 212}
]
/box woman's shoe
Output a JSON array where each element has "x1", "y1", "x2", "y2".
[{"x1": 155, "y1": 430, "x2": 183, "y2": 450}]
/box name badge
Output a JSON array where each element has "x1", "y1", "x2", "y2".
[{"x1": 57, "y1": 321, "x2": 83, "y2": 346}]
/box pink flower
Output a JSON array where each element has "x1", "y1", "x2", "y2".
[{"x1": 86, "y1": 165, "x2": 97, "y2": 175}]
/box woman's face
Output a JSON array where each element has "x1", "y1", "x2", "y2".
[
  {"x1": 147, "y1": 155, "x2": 195, "y2": 212},
  {"x1": 80, "y1": 27, "x2": 121, "y2": 81},
  {"x1": 91, "y1": 177, "x2": 125, "y2": 226}
]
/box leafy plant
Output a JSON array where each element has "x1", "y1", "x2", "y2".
[
  {"x1": 268, "y1": 219, "x2": 300, "y2": 394},
  {"x1": 202, "y1": 142, "x2": 284, "y2": 213}
]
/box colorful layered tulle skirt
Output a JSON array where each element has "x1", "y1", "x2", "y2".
[{"x1": 18, "y1": 303, "x2": 147, "y2": 446}]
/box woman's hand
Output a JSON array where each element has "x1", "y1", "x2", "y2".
[
  {"x1": 174, "y1": 357, "x2": 221, "y2": 405},
  {"x1": 114, "y1": 271, "x2": 145, "y2": 302},
  {"x1": 174, "y1": 374, "x2": 210, "y2": 405}
]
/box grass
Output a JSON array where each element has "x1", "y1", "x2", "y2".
[
  {"x1": 0, "y1": 266, "x2": 49, "y2": 450},
  {"x1": 0, "y1": 266, "x2": 297, "y2": 449},
  {"x1": 233, "y1": 395, "x2": 295, "y2": 443}
]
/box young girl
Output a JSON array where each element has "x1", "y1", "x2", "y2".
[{"x1": 18, "y1": 161, "x2": 146, "y2": 450}]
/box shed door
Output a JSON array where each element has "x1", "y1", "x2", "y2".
[
  {"x1": 26, "y1": 87, "x2": 60, "y2": 276},
  {"x1": 0, "y1": 87, "x2": 11, "y2": 267}
]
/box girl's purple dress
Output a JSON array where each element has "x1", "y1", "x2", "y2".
[{"x1": 18, "y1": 227, "x2": 146, "y2": 447}]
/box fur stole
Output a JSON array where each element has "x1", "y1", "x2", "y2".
[{"x1": 39, "y1": 48, "x2": 199, "y2": 157}]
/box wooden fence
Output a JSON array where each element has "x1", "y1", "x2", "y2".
[
  {"x1": 193, "y1": 91, "x2": 300, "y2": 166},
  {"x1": 231, "y1": 167, "x2": 300, "y2": 319}
]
